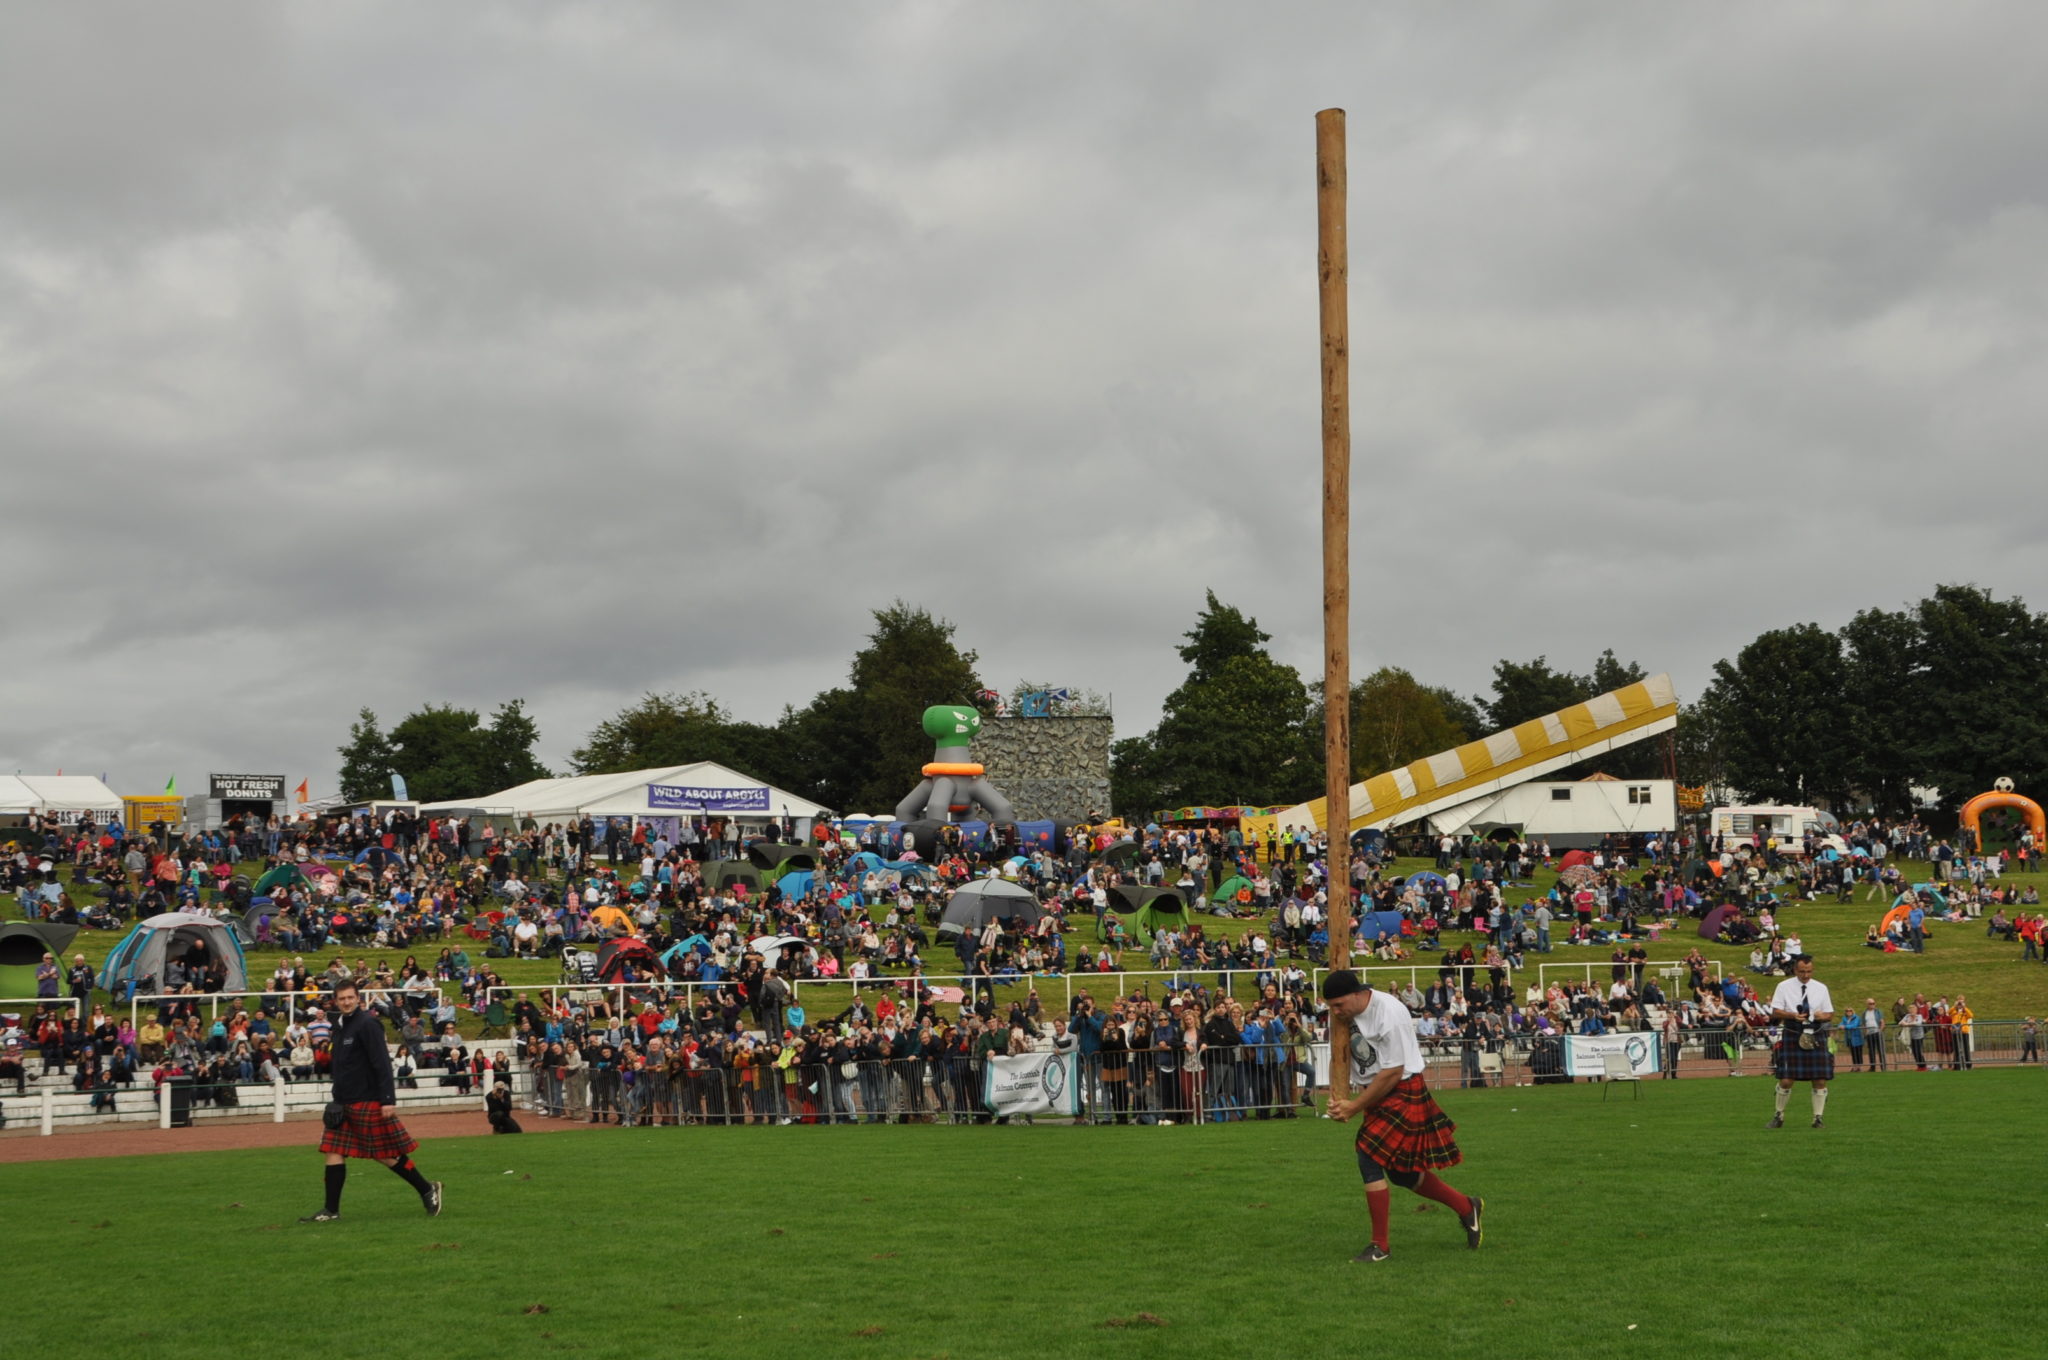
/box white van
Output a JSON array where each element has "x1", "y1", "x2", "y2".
[{"x1": 1709, "y1": 804, "x2": 1838, "y2": 845}]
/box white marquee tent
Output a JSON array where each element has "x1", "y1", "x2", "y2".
[
  {"x1": 0, "y1": 774, "x2": 124, "y2": 819},
  {"x1": 419, "y1": 762, "x2": 831, "y2": 830}
]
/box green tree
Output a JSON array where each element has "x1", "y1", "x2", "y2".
[
  {"x1": 1427, "y1": 686, "x2": 1489, "y2": 746},
  {"x1": 1838, "y1": 606, "x2": 1923, "y2": 814},
  {"x1": 1110, "y1": 593, "x2": 1309, "y2": 813},
  {"x1": 839, "y1": 602, "x2": 985, "y2": 813},
  {"x1": 383, "y1": 700, "x2": 551, "y2": 804},
  {"x1": 336, "y1": 707, "x2": 396, "y2": 804},
  {"x1": 1907, "y1": 584, "x2": 2048, "y2": 806},
  {"x1": 480, "y1": 700, "x2": 552, "y2": 791},
  {"x1": 1702, "y1": 624, "x2": 1850, "y2": 806},
  {"x1": 571, "y1": 691, "x2": 780, "y2": 776},
  {"x1": 1348, "y1": 667, "x2": 1471, "y2": 777},
  {"x1": 1176, "y1": 590, "x2": 1271, "y2": 682},
  {"x1": 1673, "y1": 696, "x2": 1729, "y2": 792},
  {"x1": 1479, "y1": 656, "x2": 1593, "y2": 732}
]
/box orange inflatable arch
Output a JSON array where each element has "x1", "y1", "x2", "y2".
[{"x1": 1957, "y1": 790, "x2": 2046, "y2": 850}]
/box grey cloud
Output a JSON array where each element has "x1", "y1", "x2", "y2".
[{"x1": 5, "y1": 2, "x2": 2048, "y2": 792}]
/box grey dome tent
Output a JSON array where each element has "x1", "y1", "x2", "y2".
[{"x1": 98, "y1": 912, "x2": 247, "y2": 999}]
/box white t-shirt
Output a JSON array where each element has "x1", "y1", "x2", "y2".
[
  {"x1": 1768, "y1": 976, "x2": 1835, "y2": 1019},
  {"x1": 1346, "y1": 988, "x2": 1426, "y2": 1085}
]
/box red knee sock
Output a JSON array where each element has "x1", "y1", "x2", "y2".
[
  {"x1": 1366, "y1": 1186, "x2": 1391, "y2": 1250},
  {"x1": 1412, "y1": 1171, "x2": 1472, "y2": 1217}
]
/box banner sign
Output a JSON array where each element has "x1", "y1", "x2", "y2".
[
  {"x1": 122, "y1": 797, "x2": 186, "y2": 829},
  {"x1": 646, "y1": 784, "x2": 772, "y2": 813},
  {"x1": 1563, "y1": 1032, "x2": 1663, "y2": 1078},
  {"x1": 210, "y1": 774, "x2": 286, "y2": 802},
  {"x1": 981, "y1": 1052, "x2": 1082, "y2": 1118}
]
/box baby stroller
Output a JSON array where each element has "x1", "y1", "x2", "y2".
[{"x1": 560, "y1": 948, "x2": 600, "y2": 985}]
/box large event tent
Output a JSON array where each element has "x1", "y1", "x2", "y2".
[
  {"x1": 419, "y1": 761, "x2": 831, "y2": 833},
  {"x1": 0, "y1": 775, "x2": 124, "y2": 824}
]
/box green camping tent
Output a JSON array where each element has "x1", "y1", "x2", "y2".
[
  {"x1": 253, "y1": 862, "x2": 308, "y2": 896},
  {"x1": 1210, "y1": 874, "x2": 1255, "y2": 905}
]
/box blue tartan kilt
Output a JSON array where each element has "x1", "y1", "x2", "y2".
[{"x1": 1771, "y1": 1040, "x2": 1835, "y2": 1082}]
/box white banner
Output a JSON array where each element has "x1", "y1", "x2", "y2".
[
  {"x1": 1564, "y1": 1032, "x2": 1663, "y2": 1078},
  {"x1": 981, "y1": 1052, "x2": 1082, "y2": 1117}
]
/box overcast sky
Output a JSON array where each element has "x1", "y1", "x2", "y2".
[{"x1": 5, "y1": 2, "x2": 2047, "y2": 796}]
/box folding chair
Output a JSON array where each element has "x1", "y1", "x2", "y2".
[
  {"x1": 1600, "y1": 1051, "x2": 1641, "y2": 1100},
  {"x1": 1477, "y1": 1050, "x2": 1505, "y2": 1088}
]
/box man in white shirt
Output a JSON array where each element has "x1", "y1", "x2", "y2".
[
  {"x1": 1766, "y1": 954, "x2": 1835, "y2": 1129},
  {"x1": 1322, "y1": 971, "x2": 1484, "y2": 1262}
]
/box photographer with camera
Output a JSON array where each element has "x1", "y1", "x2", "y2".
[{"x1": 1766, "y1": 954, "x2": 1835, "y2": 1130}]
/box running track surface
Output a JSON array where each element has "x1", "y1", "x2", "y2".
[{"x1": 0, "y1": 1111, "x2": 597, "y2": 1165}]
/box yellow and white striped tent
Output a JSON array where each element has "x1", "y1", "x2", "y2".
[{"x1": 1275, "y1": 674, "x2": 1680, "y2": 834}]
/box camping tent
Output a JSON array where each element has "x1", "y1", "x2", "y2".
[
  {"x1": 847, "y1": 852, "x2": 933, "y2": 879},
  {"x1": 594, "y1": 937, "x2": 662, "y2": 984},
  {"x1": 97, "y1": 912, "x2": 247, "y2": 997},
  {"x1": 746, "y1": 842, "x2": 818, "y2": 874},
  {"x1": 253, "y1": 863, "x2": 307, "y2": 896},
  {"x1": 700, "y1": 861, "x2": 765, "y2": 895},
  {"x1": 0, "y1": 920, "x2": 80, "y2": 1000},
  {"x1": 1558, "y1": 849, "x2": 1595, "y2": 872},
  {"x1": 1698, "y1": 905, "x2": 1739, "y2": 940},
  {"x1": 1354, "y1": 910, "x2": 1408, "y2": 944},
  {"x1": 1098, "y1": 840, "x2": 1141, "y2": 867},
  {"x1": 1210, "y1": 874, "x2": 1255, "y2": 905},
  {"x1": 1107, "y1": 884, "x2": 1186, "y2": 938},
  {"x1": 588, "y1": 905, "x2": 635, "y2": 935}
]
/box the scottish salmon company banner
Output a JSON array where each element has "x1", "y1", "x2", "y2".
[
  {"x1": 1564, "y1": 1032, "x2": 1663, "y2": 1078},
  {"x1": 981, "y1": 1052, "x2": 1083, "y2": 1118}
]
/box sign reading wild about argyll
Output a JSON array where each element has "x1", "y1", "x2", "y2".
[{"x1": 646, "y1": 784, "x2": 773, "y2": 813}]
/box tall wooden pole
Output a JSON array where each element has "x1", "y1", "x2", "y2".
[{"x1": 1317, "y1": 108, "x2": 1353, "y2": 1098}]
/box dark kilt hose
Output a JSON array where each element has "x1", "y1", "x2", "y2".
[
  {"x1": 1772, "y1": 1023, "x2": 1835, "y2": 1082},
  {"x1": 1356, "y1": 1074, "x2": 1462, "y2": 1172},
  {"x1": 320, "y1": 1101, "x2": 419, "y2": 1160}
]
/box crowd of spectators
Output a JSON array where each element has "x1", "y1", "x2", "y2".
[{"x1": 3, "y1": 805, "x2": 2037, "y2": 1131}]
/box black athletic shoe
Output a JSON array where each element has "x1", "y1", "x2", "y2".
[
  {"x1": 1350, "y1": 1244, "x2": 1390, "y2": 1263},
  {"x1": 299, "y1": 1210, "x2": 342, "y2": 1223},
  {"x1": 1765, "y1": 1114, "x2": 1783, "y2": 1130},
  {"x1": 1462, "y1": 1196, "x2": 1484, "y2": 1249},
  {"x1": 1811, "y1": 1117, "x2": 1824, "y2": 1130},
  {"x1": 424, "y1": 1181, "x2": 444, "y2": 1217}
]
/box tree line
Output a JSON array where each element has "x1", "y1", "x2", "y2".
[
  {"x1": 338, "y1": 582, "x2": 2044, "y2": 821},
  {"x1": 337, "y1": 602, "x2": 985, "y2": 811},
  {"x1": 1105, "y1": 590, "x2": 1658, "y2": 813}
]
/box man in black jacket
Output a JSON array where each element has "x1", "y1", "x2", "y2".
[{"x1": 301, "y1": 979, "x2": 442, "y2": 1223}]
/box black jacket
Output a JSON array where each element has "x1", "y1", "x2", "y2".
[{"x1": 331, "y1": 1008, "x2": 396, "y2": 1105}]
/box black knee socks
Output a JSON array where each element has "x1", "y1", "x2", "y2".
[
  {"x1": 389, "y1": 1156, "x2": 431, "y2": 1195},
  {"x1": 324, "y1": 1163, "x2": 346, "y2": 1214}
]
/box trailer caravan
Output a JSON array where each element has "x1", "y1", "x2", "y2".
[{"x1": 1708, "y1": 804, "x2": 1838, "y2": 847}]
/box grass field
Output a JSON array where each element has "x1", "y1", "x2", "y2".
[
  {"x1": 11, "y1": 854, "x2": 2045, "y2": 1030},
  {"x1": 3, "y1": 1070, "x2": 2039, "y2": 1359}
]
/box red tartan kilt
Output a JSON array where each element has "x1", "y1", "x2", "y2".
[
  {"x1": 1355, "y1": 1075, "x2": 1462, "y2": 1173},
  {"x1": 319, "y1": 1101, "x2": 419, "y2": 1160}
]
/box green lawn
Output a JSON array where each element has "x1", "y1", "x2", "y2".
[
  {"x1": 9, "y1": 855, "x2": 2046, "y2": 1026},
  {"x1": 2, "y1": 1070, "x2": 2039, "y2": 1359}
]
